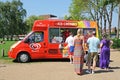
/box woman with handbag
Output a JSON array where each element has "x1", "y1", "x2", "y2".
[{"x1": 73, "y1": 29, "x2": 85, "y2": 75}]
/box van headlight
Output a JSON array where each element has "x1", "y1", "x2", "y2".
[
  {"x1": 9, "y1": 47, "x2": 13, "y2": 52},
  {"x1": 9, "y1": 41, "x2": 21, "y2": 51}
]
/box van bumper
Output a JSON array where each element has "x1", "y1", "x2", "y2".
[{"x1": 8, "y1": 50, "x2": 16, "y2": 59}]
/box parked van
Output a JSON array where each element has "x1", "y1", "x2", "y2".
[{"x1": 8, "y1": 19, "x2": 99, "y2": 62}]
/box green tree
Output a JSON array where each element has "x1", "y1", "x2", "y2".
[
  {"x1": 0, "y1": 1, "x2": 11, "y2": 40},
  {"x1": 68, "y1": 0, "x2": 118, "y2": 37},
  {"x1": 9, "y1": 0, "x2": 27, "y2": 40},
  {"x1": 69, "y1": 0, "x2": 91, "y2": 20},
  {"x1": 0, "y1": 1, "x2": 5, "y2": 38},
  {"x1": 25, "y1": 15, "x2": 44, "y2": 32},
  {"x1": 0, "y1": 0, "x2": 27, "y2": 40},
  {"x1": 116, "y1": 0, "x2": 120, "y2": 3},
  {"x1": 114, "y1": 0, "x2": 120, "y2": 38},
  {"x1": 103, "y1": 0, "x2": 117, "y2": 37}
]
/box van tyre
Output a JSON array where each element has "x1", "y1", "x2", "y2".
[{"x1": 17, "y1": 52, "x2": 30, "y2": 63}]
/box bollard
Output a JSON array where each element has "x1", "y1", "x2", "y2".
[{"x1": 1, "y1": 49, "x2": 5, "y2": 57}]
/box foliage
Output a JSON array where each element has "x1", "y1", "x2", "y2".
[
  {"x1": 0, "y1": 0, "x2": 28, "y2": 40},
  {"x1": 115, "y1": 0, "x2": 120, "y2": 3},
  {"x1": 111, "y1": 38, "x2": 120, "y2": 48},
  {"x1": 25, "y1": 15, "x2": 44, "y2": 32},
  {"x1": 68, "y1": 0, "x2": 118, "y2": 38},
  {"x1": 69, "y1": 0, "x2": 91, "y2": 20}
]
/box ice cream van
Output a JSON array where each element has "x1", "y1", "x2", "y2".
[{"x1": 8, "y1": 19, "x2": 99, "y2": 62}]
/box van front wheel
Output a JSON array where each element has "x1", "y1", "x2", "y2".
[{"x1": 17, "y1": 52, "x2": 30, "y2": 63}]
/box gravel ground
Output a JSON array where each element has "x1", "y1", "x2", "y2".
[{"x1": 0, "y1": 49, "x2": 120, "y2": 80}]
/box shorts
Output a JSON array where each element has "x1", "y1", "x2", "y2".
[
  {"x1": 68, "y1": 46, "x2": 74, "y2": 55},
  {"x1": 88, "y1": 52, "x2": 98, "y2": 63}
]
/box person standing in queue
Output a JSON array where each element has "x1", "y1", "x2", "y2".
[
  {"x1": 84, "y1": 31, "x2": 92, "y2": 65},
  {"x1": 86, "y1": 31, "x2": 100, "y2": 74},
  {"x1": 99, "y1": 34, "x2": 113, "y2": 70},
  {"x1": 73, "y1": 29, "x2": 85, "y2": 75},
  {"x1": 65, "y1": 32, "x2": 74, "y2": 64}
]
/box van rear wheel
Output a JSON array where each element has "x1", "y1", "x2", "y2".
[{"x1": 17, "y1": 52, "x2": 30, "y2": 63}]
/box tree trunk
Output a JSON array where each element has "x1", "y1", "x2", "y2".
[
  {"x1": 108, "y1": 4, "x2": 114, "y2": 38},
  {"x1": 103, "y1": 7, "x2": 107, "y2": 34},
  {"x1": 117, "y1": 4, "x2": 120, "y2": 38}
]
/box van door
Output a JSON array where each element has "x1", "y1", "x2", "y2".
[{"x1": 27, "y1": 31, "x2": 45, "y2": 58}]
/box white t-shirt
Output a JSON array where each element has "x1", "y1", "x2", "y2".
[{"x1": 65, "y1": 35, "x2": 74, "y2": 47}]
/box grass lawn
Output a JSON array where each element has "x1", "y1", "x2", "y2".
[{"x1": 0, "y1": 40, "x2": 16, "y2": 63}]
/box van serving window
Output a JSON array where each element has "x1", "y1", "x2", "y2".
[{"x1": 49, "y1": 28, "x2": 63, "y2": 43}]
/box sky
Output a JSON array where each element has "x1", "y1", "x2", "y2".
[
  {"x1": 1, "y1": 0, "x2": 119, "y2": 27},
  {"x1": 20, "y1": 0, "x2": 72, "y2": 18}
]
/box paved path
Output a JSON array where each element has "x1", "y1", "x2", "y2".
[{"x1": 0, "y1": 49, "x2": 120, "y2": 80}]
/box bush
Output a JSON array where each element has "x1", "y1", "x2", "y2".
[{"x1": 111, "y1": 38, "x2": 120, "y2": 49}]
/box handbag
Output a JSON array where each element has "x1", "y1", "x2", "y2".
[{"x1": 84, "y1": 53, "x2": 88, "y2": 61}]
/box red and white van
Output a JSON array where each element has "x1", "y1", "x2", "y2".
[{"x1": 8, "y1": 19, "x2": 98, "y2": 62}]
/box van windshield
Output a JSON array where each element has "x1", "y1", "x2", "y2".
[
  {"x1": 25, "y1": 31, "x2": 44, "y2": 43},
  {"x1": 24, "y1": 31, "x2": 33, "y2": 40}
]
